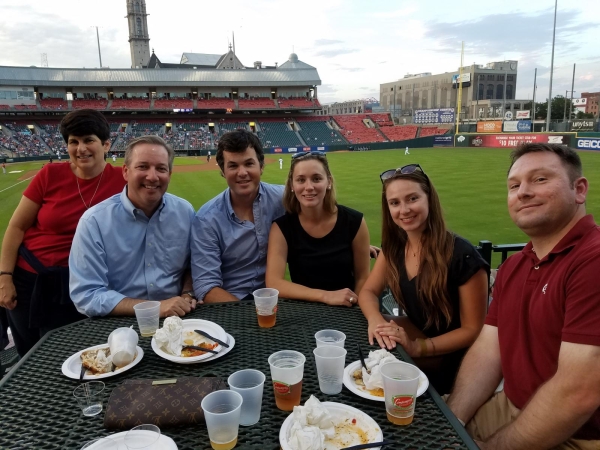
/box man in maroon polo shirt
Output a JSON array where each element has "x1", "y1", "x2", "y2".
[{"x1": 447, "y1": 143, "x2": 600, "y2": 449}]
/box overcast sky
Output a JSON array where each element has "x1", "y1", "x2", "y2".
[{"x1": 0, "y1": 0, "x2": 598, "y2": 105}]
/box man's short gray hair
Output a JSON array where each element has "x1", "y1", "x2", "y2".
[{"x1": 124, "y1": 135, "x2": 174, "y2": 171}]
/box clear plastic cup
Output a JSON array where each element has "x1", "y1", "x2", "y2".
[
  {"x1": 253, "y1": 288, "x2": 278, "y2": 328},
  {"x1": 313, "y1": 346, "x2": 347, "y2": 395},
  {"x1": 133, "y1": 301, "x2": 161, "y2": 337},
  {"x1": 314, "y1": 329, "x2": 346, "y2": 348},
  {"x1": 380, "y1": 361, "x2": 421, "y2": 425},
  {"x1": 124, "y1": 424, "x2": 161, "y2": 449},
  {"x1": 107, "y1": 327, "x2": 138, "y2": 367},
  {"x1": 227, "y1": 369, "x2": 266, "y2": 426},
  {"x1": 80, "y1": 437, "x2": 117, "y2": 450},
  {"x1": 268, "y1": 350, "x2": 305, "y2": 411},
  {"x1": 201, "y1": 390, "x2": 243, "y2": 450},
  {"x1": 73, "y1": 381, "x2": 105, "y2": 417}
]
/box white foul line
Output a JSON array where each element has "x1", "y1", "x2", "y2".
[{"x1": 0, "y1": 176, "x2": 34, "y2": 194}]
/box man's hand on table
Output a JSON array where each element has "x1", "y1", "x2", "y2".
[{"x1": 159, "y1": 296, "x2": 197, "y2": 317}]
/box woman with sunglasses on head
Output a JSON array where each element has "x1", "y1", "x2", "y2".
[
  {"x1": 266, "y1": 151, "x2": 371, "y2": 307},
  {"x1": 358, "y1": 164, "x2": 488, "y2": 394}
]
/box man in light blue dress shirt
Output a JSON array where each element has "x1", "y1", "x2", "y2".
[
  {"x1": 191, "y1": 130, "x2": 285, "y2": 302},
  {"x1": 70, "y1": 136, "x2": 197, "y2": 317}
]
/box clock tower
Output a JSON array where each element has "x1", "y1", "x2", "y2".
[{"x1": 126, "y1": 0, "x2": 151, "y2": 68}]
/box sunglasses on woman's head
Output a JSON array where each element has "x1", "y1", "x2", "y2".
[
  {"x1": 380, "y1": 164, "x2": 428, "y2": 183},
  {"x1": 291, "y1": 150, "x2": 327, "y2": 160}
]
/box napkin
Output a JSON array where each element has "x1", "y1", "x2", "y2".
[
  {"x1": 288, "y1": 395, "x2": 335, "y2": 450},
  {"x1": 154, "y1": 316, "x2": 184, "y2": 356},
  {"x1": 362, "y1": 349, "x2": 398, "y2": 391}
]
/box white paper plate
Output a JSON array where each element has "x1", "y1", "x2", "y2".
[
  {"x1": 83, "y1": 431, "x2": 177, "y2": 449},
  {"x1": 160, "y1": 333, "x2": 235, "y2": 365},
  {"x1": 280, "y1": 401, "x2": 383, "y2": 450},
  {"x1": 343, "y1": 359, "x2": 429, "y2": 402},
  {"x1": 62, "y1": 344, "x2": 144, "y2": 380},
  {"x1": 150, "y1": 319, "x2": 227, "y2": 363}
]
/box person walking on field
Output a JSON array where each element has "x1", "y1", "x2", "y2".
[
  {"x1": 405, "y1": 146, "x2": 410, "y2": 155},
  {"x1": 2, "y1": 162, "x2": 6, "y2": 174},
  {"x1": 279, "y1": 158, "x2": 283, "y2": 170}
]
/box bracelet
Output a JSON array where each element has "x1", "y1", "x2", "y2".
[
  {"x1": 418, "y1": 338, "x2": 428, "y2": 357},
  {"x1": 428, "y1": 338, "x2": 436, "y2": 356},
  {"x1": 0, "y1": 271, "x2": 13, "y2": 276}
]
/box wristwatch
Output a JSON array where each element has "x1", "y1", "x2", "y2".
[{"x1": 182, "y1": 290, "x2": 197, "y2": 300}]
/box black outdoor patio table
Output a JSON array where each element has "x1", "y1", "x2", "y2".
[{"x1": 0, "y1": 299, "x2": 478, "y2": 450}]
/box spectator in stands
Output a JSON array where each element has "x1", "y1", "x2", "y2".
[
  {"x1": 265, "y1": 151, "x2": 371, "y2": 306},
  {"x1": 0, "y1": 109, "x2": 125, "y2": 356},
  {"x1": 358, "y1": 164, "x2": 488, "y2": 394},
  {"x1": 2, "y1": 162, "x2": 5, "y2": 174},
  {"x1": 191, "y1": 130, "x2": 285, "y2": 302},
  {"x1": 69, "y1": 135, "x2": 197, "y2": 318},
  {"x1": 447, "y1": 144, "x2": 600, "y2": 449}
]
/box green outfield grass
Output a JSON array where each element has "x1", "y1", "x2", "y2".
[{"x1": 1, "y1": 147, "x2": 599, "y2": 267}]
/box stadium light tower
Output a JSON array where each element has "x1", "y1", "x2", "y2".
[
  {"x1": 546, "y1": 0, "x2": 558, "y2": 131},
  {"x1": 92, "y1": 26, "x2": 103, "y2": 67}
]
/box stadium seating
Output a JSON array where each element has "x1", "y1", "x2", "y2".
[
  {"x1": 332, "y1": 115, "x2": 387, "y2": 144},
  {"x1": 14, "y1": 105, "x2": 38, "y2": 110},
  {"x1": 217, "y1": 122, "x2": 248, "y2": 137},
  {"x1": 188, "y1": 128, "x2": 213, "y2": 150},
  {"x1": 72, "y1": 99, "x2": 108, "y2": 110},
  {"x1": 379, "y1": 125, "x2": 418, "y2": 142},
  {"x1": 368, "y1": 113, "x2": 393, "y2": 127},
  {"x1": 277, "y1": 97, "x2": 315, "y2": 109},
  {"x1": 161, "y1": 131, "x2": 186, "y2": 150},
  {"x1": 38, "y1": 122, "x2": 66, "y2": 154},
  {"x1": 111, "y1": 98, "x2": 151, "y2": 110},
  {"x1": 313, "y1": 99, "x2": 321, "y2": 107},
  {"x1": 196, "y1": 98, "x2": 235, "y2": 110},
  {"x1": 130, "y1": 120, "x2": 164, "y2": 135},
  {"x1": 40, "y1": 98, "x2": 68, "y2": 110},
  {"x1": 258, "y1": 121, "x2": 303, "y2": 148},
  {"x1": 297, "y1": 119, "x2": 347, "y2": 146},
  {"x1": 109, "y1": 123, "x2": 122, "y2": 133},
  {"x1": 419, "y1": 126, "x2": 450, "y2": 137},
  {"x1": 177, "y1": 121, "x2": 209, "y2": 131},
  {"x1": 154, "y1": 98, "x2": 193, "y2": 110},
  {"x1": 238, "y1": 98, "x2": 277, "y2": 109},
  {"x1": 0, "y1": 105, "x2": 10, "y2": 110},
  {"x1": 3, "y1": 122, "x2": 31, "y2": 133}
]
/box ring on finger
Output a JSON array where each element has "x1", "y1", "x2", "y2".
[{"x1": 349, "y1": 297, "x2": 355, "y2": 303}]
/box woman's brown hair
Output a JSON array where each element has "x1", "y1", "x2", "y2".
[
  {"x1": 283, "y1": 153, "x2": 337, "y2": 214},
  {"x1": 381, "y1": 170, "x2": 454, "y2": 329}
]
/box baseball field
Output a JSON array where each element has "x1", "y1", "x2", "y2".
[{"x1": 1, "y1": 147, "x2": 599, "y2": 268}]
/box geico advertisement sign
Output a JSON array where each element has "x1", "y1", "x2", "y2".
[{"x1": 577, "y1": 139, "x2": 600, "y2": 150}]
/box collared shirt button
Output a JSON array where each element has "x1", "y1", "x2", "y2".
[
  {"x1": 534, "y1": 266, "x2": 539, "y2": 270},
  {"x1": 150, "y1": 283, "x2": 154, "y2": 287},
  {"x1": 147, "y1": 263, "x2": 151, "y2": 267}
]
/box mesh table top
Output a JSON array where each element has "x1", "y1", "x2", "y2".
[{"x1": 0, "y1": 299, "x2": 477, "y2": 449}]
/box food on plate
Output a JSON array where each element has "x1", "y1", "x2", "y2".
[
  {"x1": 80, "y1": 348, "x2": 114, "y2": 375},
  {"x1": 154, "y1": 317, "x2": 219, "y2": 357},
  {"x1": 287, "y1": 396, "x2": 379, "y2": 450},
  {"x1": 352, "y1": 349, "x2": 398, "y2": 397}
]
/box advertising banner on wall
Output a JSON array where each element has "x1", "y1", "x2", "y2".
[
  {"x1": 576, "y1": 138, "x2": 600, "y2": 150},
  {"x1": 452, "y1": 73, "x2": 471, "y2": 84},
  {"x1": 456, "y1": 134, "x2": 570, "y2": 148},
  {"x1": 476, "y1": 121, "x2": 503, "y2": 132},
  {"x1": 414, "y1": 108, "x2": 455, "y2": 124},
  {"x1": 433, "y1": 135, "x2": 453, "y2": 146},
  {"x1": 515, "y1": 110, "x2": 531, "y2": 119},
  {"x1": 271, "y1": 146, "x2": 328, "y2": 153},
  {"x1": 571, "y1": 120, "x2": 595, "y2": 131},
  {"x1": 503, "y1": 120, "x2": 532, "y2": 132}
]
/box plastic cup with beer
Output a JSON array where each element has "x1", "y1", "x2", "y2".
[
  {"x1": 253, "y1": 288, "x2": 278, "y2": 328},
  {"x1": 133, "y1": 301, "x2": 161, "y2": 337},
  {"x1": 314, "y1": 329, "x2": 346, "y2": 348},
  {"x1": 313, "y1": 346, "x2": 347, "y2": 395},
  {"x1": 268, "y1": 350, "x2": 305, "y2": 411},
  {"x1": 201, "y1": 390, "x2": 243, "y2": 450},
  {"x1": 227, "y1": 369, "x2": 266, "y2": 426},
  {"x1": 380, "y1": 361, "x2": 421, "y2": 425}
]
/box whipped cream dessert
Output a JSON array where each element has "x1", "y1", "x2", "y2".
[{"x1": 154, "y1": 316, "x2": 184, "y2": 356}]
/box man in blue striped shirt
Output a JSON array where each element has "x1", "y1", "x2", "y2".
[
  {"x1": 70, "y1": 136, "x2": 197, "y2": 317},
  {"x1": 191, "y1": 130, "x2": 285, "y2": 302}
]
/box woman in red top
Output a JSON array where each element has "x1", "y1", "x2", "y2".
[{"x1": 0, "y1": 109, "x2": 126, "y2": 356}]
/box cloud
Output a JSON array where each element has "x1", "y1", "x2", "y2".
[
  {"x1": 339, "y1": 68, "x2": 364, "y2": 72},
  {"x1": 370, "y1": 6, "x2": 417, "y2": 19},
  {"x1": 317, "y1": 84, "x2": 339, "y2": 94},
  {"x1": 314, "y1": 39, "x2": 344, "y2": 46},
  {"x1": 314, "y1": 48, "x2": 358, "y2": 57},
  {"x1": 423, "y1": 9, "x2": 590, "y2": 58}
]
